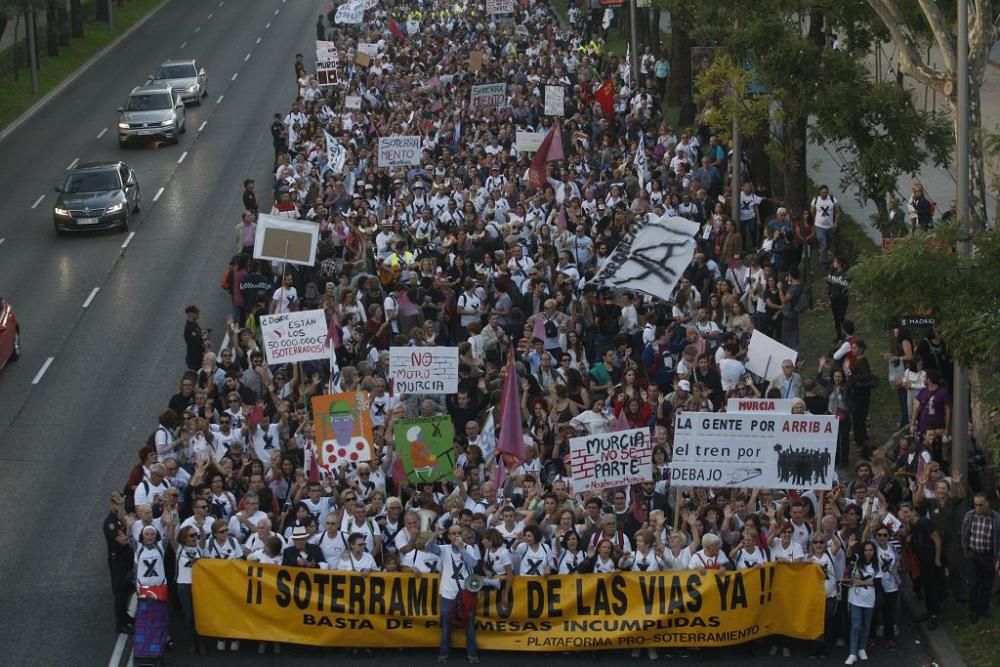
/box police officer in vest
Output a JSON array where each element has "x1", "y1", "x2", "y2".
[{"x1": 104, "y1": 492, "x2": 134, "y2": 634}]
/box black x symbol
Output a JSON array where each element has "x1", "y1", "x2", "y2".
[
  {"x1": 142, "y1": 559, "x2": 158, "y2": 578},
  {"x1": 373, "y1": 402, "x2": 386, "y2": 417},
  {"x1": 741, "y1": 200, "x2": 751, "y2": 210},
  {"x1": 525, "y1": 558, "x2": 543, "y2": 575},
  {"x1": 637, "y1": 560, "x2": 650, "y2": 571},
  {"x1": 820, "y1": 205, "x2": 831, "y2": 216},
  {"x1": 430, "y1": 421, "x2": 442, "y2": 437},
  {"x1": 451, "y1": 557, "x2": 466, "y2": 585},
  {"x1": 565, "y1": 560, "x2": 578, "y2": 574}
]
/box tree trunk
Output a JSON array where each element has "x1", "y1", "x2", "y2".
[
  {"x1": 58, "y1": 2, "x2": 71, "y2": 46},
  {"x1": 71, "y1": 0, "x2": 85, "y2": 37},
  {"x1": 781, "y1": 109, "x2": 808, "y2": 215},
  {"x1": 0, "y1": 16, "x2": 7, "y2": 48},
  {"x1": 666, "y1": 7, "x2": 694, "y2": 125},
  {"x1": 96, "y1": 0, "x2": 109, "y2": 23},
  {"x1": 46, "y1": 1, "x2": 59, "y2": 57},
  {"x1": 747, "y1": 121, "x2": 772, "y2": 194},
  {"x1": 12, "y1": 15, "x2": 20, "y2": 80}
]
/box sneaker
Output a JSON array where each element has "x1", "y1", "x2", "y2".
[
  {"x1": 258, "y1": 642, "x2": 266, "y2": 654},
  {"x1": 217, "y1": 640, "x2": 226, "y2": 652},
  {"x1": 632, "y1": 649, "x2": 641, "y2": 658},
  {"x1": 845, "y1": 656, "x2": 857, "y2": 665},
  {"x1": 782, "y1": 647, "x2": 791, "y2": 657},
  {"x1": 467, "y1": 656, "x2": 480, "y2": 664},
  {"x1": 230, "y1": 640, "x2": 239, "y2": 652},
  {"x1": 858, "y1": 649, "x2": 868, "y2": 660},
  {"x1": 648, "y1": 648, "x2": 658, "y2": 660},
  {"x1": 437, "y1": 656, "x2": 449, "y2": 663},
  {"x1": 273, "y1": 643, "x2": 281, "y2": 654}
]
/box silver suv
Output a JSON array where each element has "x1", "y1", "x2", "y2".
[
  {"x1": 117, "y1": 85, "x2": 187, "y2": 146},
  {"x1": 148, "y1": 59, "x2": 208, "y2": 105}
]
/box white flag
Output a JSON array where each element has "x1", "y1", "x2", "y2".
[
  {"x1": 324, "y1": 130, "x2": 346, "y2": 175},
  {"x1": 479, "y1": 408, "x2": 497, "y2": 463},
  {"x1": 328, "y1": 343, "x2": 342, "y2": 393},
  {"x1": 335, "y1": 0, "x2": 364, "y2": 24},
  {"x1": 625, "y1": 43, "x2": 632, "y2": 90},
  {"x1": 634, "y1": 133, "x2": 650, "y2": 189}
]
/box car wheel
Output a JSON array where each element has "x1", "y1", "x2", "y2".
[
  {"x1": 133, "y1": 189, "x2": 141, "y2": 213},
  {"x1": 9, "y1": 329, "x2": 20, "y2": 362},
  {"x1": 180, "y1": 115, "x2": 187, "y2": 134},
  {"x1": 119, "y1": 209, "x2": 130, "y2": 233}
]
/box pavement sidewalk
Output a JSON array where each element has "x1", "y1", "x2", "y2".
[{"x1": 899, "y1": 586, "x2": 967, "y2": 667}]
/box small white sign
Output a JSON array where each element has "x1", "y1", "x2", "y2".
[
  {"x1": 544, "y1": 85, "x2": 565, "y2": 116},
  {"x1": 345, "y1": 95, "x2": 362, "y2": 109},
  {"x1": 378, "y1": 136, "x2": 422, "y2": 168},
  {"x1": 745, "y1": 330, "x2": 798, "y2": 381},
  {"x1": 569, "y1": 428, "x2": 653, "y2": 492},
  {"x1": 470, "y1": 83, "x2": 506, "y2": 109},
  {"x1": 260, "y1": 309, "x2": 330, "y2": 365},
  {"x1": 515, "y1": 130, "x2": 545, "y2": 153},
  {"x1": 486, "y1": 0, "x2": 515, "y2": 13},
  {"x1": 389, "y1": 346, "x2": 459, "y2": 394}
]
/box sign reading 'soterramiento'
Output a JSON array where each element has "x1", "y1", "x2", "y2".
[
  {"x1": 668, "y1": 413, "x2": 839, "y2": 490},
  {"x1": 260, "y1": 309, "x2": 330, "y2": 365},
  {"x1": 389, "y1": 346, "x2": 459, "y2": 395},
  {"x1": 378, "y1": 136, "x2": 422, "y2": 168}
]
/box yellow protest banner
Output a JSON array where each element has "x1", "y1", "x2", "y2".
[{"x1": 193, "y1": 561, "x2": 824, "y2": 650}]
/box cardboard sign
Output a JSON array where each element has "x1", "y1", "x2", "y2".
[
  {"x1": 345, "y1": 95, "x2": 362, "y2": 109},
  {"x1": 312, "y1": 392, "x2": 374, "y2": 468},
  {"x1": 668, "y1": 413, "x2": 839, "y2": 490},
  {"x1": 469, "y1": 51, "x2": 484, "y2": 72},
  {"x1": 569, "y1": 428, "x2": 653, "y2": 491},
  {"x1": 470, "y1": 83, "x2": 506, "y2": 109},
  {"x1": 726, "y1": 398, "x2": 795, "y2": 413},
  {"x1": 394, "y1": 417, "x2": 457, "y2": 483},
  {"x1": 389, "y1": 346, "x2": 459, "y2": 394},
  {"x1": 377, "y1": 136, "x2": 422, "y2": 168},
  {"x1": 356, "y1": 51, "x2": 371, "y2": 67},
  {"x1": 260, "y1": 309, "x2": 329, "y2": 365},
  {"x1": 745, "y1": 331, "x2": 798, "y2": 381},
  {"x1": 253, "y1": 214, "x2": 319, "y2": 267},
  {"x1": 544, "y1": 85, "x2": 565, "y2": 116},
  {"x1": 485, "y1": 0, "x2": 515, "y2": 13},
  {"x1": 515, "y1": 130, "x2": 545, "y2": 153},
  {"x1": 316, "y1": 66, "x2": 338, "y2": 87},
  {"x1": 316, "y1": 40, "x2": 338, "y2": 63}
]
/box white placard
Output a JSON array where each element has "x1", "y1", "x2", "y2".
[
  {"x1": 389, "y1": 346, "x2": 459, "y2": 394},
  {"x1": 726, "y1": 398, "x2": 795, "y2": 413},
  {"x1": 569, "y1": 428, "x2": 653, "y2": 492},
  {"x1": 260, "y1": 309, "x2": 330, "y2": 365},
  {"x1": 345, "y1": 95, "x2": 362, "y2": 109},
  {"x1": 252, "y1": 214, "x2": 319, "y2": 267},
  {"x1": 515, "y1": 130, "x2": 545, "y2": 153},
  {"x1": 486, "y1": 0, "x2": 515, "y2": 13},
  {"x1": 316, "y1": 40, "x2": 337, "y2": 63},
  {"x1": 470, "y1": 83, "x2": 506, "y2": 109},
  {"x1": 378, "y1": 136, "x2": 422, "y2": 168},
  {"x1": 363, "y1": 0, "x2": 378, "y2": 9},
  {"x1": 357, "y1": 42, "x2": 379, "y2": 57},
  {"x1": 334, "y1": 0, "x2": 364, "y2": 24},
  {"x1": 668, "y1": 413, "x2": 839, "y2": 490},
  {"x1": 745, "y1": 330, "x2": 798, "y2": 381},
  {"x1": 545, "y1": 85, "x2": 565, "y2": 116}
]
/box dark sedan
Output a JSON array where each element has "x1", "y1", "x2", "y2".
[{"x1": 53, "y1": 161, "x2": 141, "y2": 234}]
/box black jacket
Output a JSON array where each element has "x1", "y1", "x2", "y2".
[{"x1": 281, "y1": 543, "x2": 326, "y2": 567}]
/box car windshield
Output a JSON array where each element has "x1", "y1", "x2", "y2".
[
  {"x1": 64, "y1": 171, "x2": 120, "y2": 193},
  {"x1": 157, "y1": 64, "x2": 196, "y2": 79},
  {"x1": 125, "y1": 93, "x2": 172, "y2": 111}
]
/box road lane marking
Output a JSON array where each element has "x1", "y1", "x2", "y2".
[
  {"x1": 177, "y1": 151, "x2": 188, "y2": 164},
  {"x1": 97, "y1": 128, "x2": 108, "y2": 139},
  {"x1": 32, "y1": 357, "x2": 54, "y2": 385},
  {"x1": 82, "y1": 287, "x2": 100, "y2": 308},
  {"x1": 198, "y1": 120, "x2": 207, "y2": 132},
  {"x1": 31, "y1": 195, "x2": 45, "y2": 209},
  {"x1": 66, "y1": 158, "x2": 79, "y2": 171},
  {"x1": 194, "y1": 26, "x2": 200, "y2": 32},
  {"x1": 274, "y1": 9, "x2": 279, "y2": 15},
  {"x1": 208, "y1": 13, "x2": 213, "y2": 19},
  {"x1": 153, "y1": 187, "x2": 165, "y2": 202},
  {"x1": 180, "y1": 41, "x2": 187, "y2": 49},
  {"x1": 231, "y1": 72, "x2": 238, "y2": 81},
  {"x1": 265, "y1": 22, "x2": 271, "y2": 29},
  {"x1": 244, "y1": 53, "x2": 251, "y2": 62},
  {"x1": 216, "y1": 94, "x2": 224, "y2": 104},
  {"x1": 256, "y1": 37, "x2": 261, "y2": 44},
  {"x1": 0, "y1": 238, "x2": 5, "y2": 247},
  {"x1": 121, "y1": 231, "x2": 135, "y2": 248},
  {"x1": 107, "y1": 633, "x2": 127, "y2": 667}
]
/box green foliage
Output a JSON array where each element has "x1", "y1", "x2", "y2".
[{"x1": 693, "y1": 54, "x2": 771, "y2": 144}]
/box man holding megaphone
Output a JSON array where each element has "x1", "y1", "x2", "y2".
[{"x1": 426, "y1": 526, "x2": 481, "y2": 663}]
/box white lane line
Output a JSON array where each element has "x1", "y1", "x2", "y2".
[
  {"x1": 121, "y1": 231, "x2": 136, "y2": 249},
  {"x1": 207, "y1": 12, "x2": 213, "y2": 19},
  {"x1": 244, "y1": 53, "x2": 251, "y2": 62},
  {"x1": 180, "y1": 41, "x2": 187, "y2": 49},
  {"x1": 265, "y1": 22, "x2": 271, "y2": 29},
  {"x1": 66, "y1": 157, "x2": 80, "y2": 171},
  {"x1": 274, "y1": 9, "x2": 279, "y2": 15},
  {"x1": 198, "y1": 120, "x2": 207, "y2": 132},
  {"x1": 219, "y1": 1, "x2": 224, "y2": 6},
  {"x1": 97, "y1": 128, "x2": 108, "y2": 139},
  {"x1": 256, "y1": 37, "x2": 261, "y2": 44},
  {"x1": 82, "y1": 287, "x2": 100, "y2": 309},
  {"x1": 153, "y1": 187, "x2": 165, "y2": 202},
  {"x1": 216, "y1": 94, "x2": 224, "y2": 104},
  {"x1": 32, "y1": 357, "x2": 54, "y2": 385},
  {"x1": 107, "y1": 633, "x2": 127, "y2": 667},
  {"x1": 0, "y1": 238, "x2": 5, "y2": 247},
  {"x1": 31, "y1": 194, "x2": 45, "y2": 209},
  {"x1": 194, "y1": 26, "x2": 200, "y2": 32},
  {"x1": 177, "y1": 151, "x2": 188, "y2": 164},
  {"x1": 231, "y1": 72, "x2": 238, "y2": 81}
]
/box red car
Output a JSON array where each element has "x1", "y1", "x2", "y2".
[{"x1": 0, "y1": 297, "x2": 20, "y2": 369}]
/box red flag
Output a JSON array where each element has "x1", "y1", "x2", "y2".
[
  {"x1": 390, "y1": 454, "x2": 406, "y2": 486},
  {"x1": 326, "y1": 311, "x2": 342, "y2": 348},
  {"x1": 307, "y1": 441, "x2": 321, "y2": 483},
  {"x1": 497, "y1": 348, "x2": 526, "y2": 468},
  {"x1": 389, "y1": 19, "x2": 406, "y2": 41},
  {"x1": 594, "y1": 78, "x2": 615, "y2": 118},
  {"x1": 528, "y1": 119, "x2": 564, "y2": 190}
]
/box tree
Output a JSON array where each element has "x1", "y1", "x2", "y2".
[
  {"x1": 45, "y1": 0, "x2": 58, "y2": 56},
  {"x1": 70, "y1": 0, "x2": 82, "y2": 37},
  {"x1": 663, "y1": 1, "x2": 695, "y2": 124},
  {"x1": 866, "y1": 0, "x2": 996, "y2": 236}
]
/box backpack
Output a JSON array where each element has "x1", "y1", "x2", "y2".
[
  {"x1": 793, "y1": 286, "x2": 809, "y2": 314},
  {"x1": 449, "y1": 590, "x2": 478, "y2": 627}
]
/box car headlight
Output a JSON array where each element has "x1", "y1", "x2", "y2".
[
  {"x1": 118, "y1": 122, "x2": 130, "y2": 129},
  {"x1": 161, "y1": 119, "x2": 175, "y2": 127},
  {"x1": 186, "y1": 84, "x2": 199, "y2": 92},
  {"x1": 54, "y1": 207, "x2": 70, "y2": 216},
  {"x1": 106, "y1": 202, "x2": 125, "y2": 214}
]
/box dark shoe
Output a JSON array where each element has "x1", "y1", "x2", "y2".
[
  {"x1": 116, "y1": 624, "x2": 134, "y2": 635},
  {"x1": 927, "y1": 615, "x2": 939, "y2": 630},
  {"x1": 437, "y1": 656, "x2": 449, "y2": 663},
  {"x1": 916, "y1": 613, "x2": 931, "y2": 622}
]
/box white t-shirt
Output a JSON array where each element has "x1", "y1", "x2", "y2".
[
  {"x1": 624, "y1": 550, "x2": 664, "y2": 572},
  {"x1": 691, "y1": 549, "x2": 731, "y2": 571},
  {"x1": 663, "y1": 547, "x2": 692, "y2": 570},
  {"x1": 515, "y1": 543, "x2": 551, "y2": 576},
  {"x1": 311, "y1": 530, "x2": 347, "y2": 565},
  {"x1": 733, "y1": 546, "x2": 770, "y2": 570},
  {"x1": 302, "y1": 497, "x2": 335, "y2": 528},
  {"x1": 338, "y1": 551, "x2": 379, "y2": 572},
  {"x1": 403, "y1": 549, "x2": 440, "y2": 573},
  {"x1": 812, "y1": 195, "x2": 838, "y2": 230},
  {"x1": 175, "y1": 546, "x2": 202, "y2": 585},
  {"x1": 458, "y1": 291, "x2": 482, "y2": 327},
  {"x1": 135, "y1": 542, "x2": 168, "y2": 587},
  {"x1": 592, "y1": 555, "x2": 617, "y2": 573},
  {"x1": 437, "y1": 544, "x2": 479, "y2": 599},
  {"x1": 770, "y1": 538, "x2": 805, "y2": 562},
  {"x1": 133, "y1": 479, "x2": 170, "y2": 509},
  {"x1": 495, "y1": 522, "x2": 525, "y2": 550},
  {"x1": 205, "y1": 536, "x2": 244, "y2": 560},
  {"x1": 228, "y1": 510, "x2": 268, "y2": 543},
  {"x1": 244, "y1": 531, "x2": 287, "y2": 555},
  {"x1": 808, "y1": 551, "x2": 839, "y2": 598},
  {"x1": 739, "y1": 192, "x2": 762, "y2": 222},
  {"x1": 271, "y1": 286, "x2": 299, "y2": 313},
  {"x1": 552, "y1": 549, "x2": 587, "y2": 574},
  {"x1": 847, "y1": 560, "x2": 879, "y2": 607},
  {"x1": 876, "y1": 544, "x2": 900, "y2": 593},
  {"x1": 484, "y1": 546, "x2": 513, "y2": 577}
]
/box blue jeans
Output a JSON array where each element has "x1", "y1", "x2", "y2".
[
  {"x1": 816, "y1": 226, "x2": 835, "y2": 265},
  {"x1": 849, "y1": 604, "x2": 874, "y2": 655},
  {"x1": 439, "y1": 596, "x2": 477, "y2": 658}
]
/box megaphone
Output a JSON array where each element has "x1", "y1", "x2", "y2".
[
  {"x1": 417, "y1": 508, "x2": 438, "y2": 532},
  {"x1": 464, "y1": 574, "x2": 485, "y2": 593}
]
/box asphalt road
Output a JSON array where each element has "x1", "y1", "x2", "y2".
[{"x1": 0, "y1": 2, "x2": 939, "y2": 667}]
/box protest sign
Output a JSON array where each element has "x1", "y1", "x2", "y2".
[
  {"x1": 545, "y1": 85, "x2": 565, "y2": 116},
  {"x1": 726, "y1": 398, "x2": 795, "y2": 413},
  {"x1": 259, "y1": 310, "x2": 329, "y2": 365},
  {"x1": 357, "y1": 42, "x2": 379, "y2": 57},
  {"x1": 312, "y1": 392, "x2": 374, "y2": 468},
  {"x1": 515, "y1": 130, "x2": 545, "y2": 153},
  {"x1": 355, "y1": 50, "x2": 371, "y2": 67},
  {"x1": 485, "y1": 0, "x2": 515, "y2": 13},
  {"x1": 470, "y1": 83, "x2": 506, "y2": 109},
  {"x1": 334, "y1": 0, "x2": 364, "y2": 24},
  {"x1": 377, "y1": 136, "x2": 421, "y2": 168},
  {"x1": 469, "y1": 51, "x2": 484, "y2": 72},
  {"x1": 744, "y1": 331, "x2": 798, "y2": 381},
  {"x1": 252, "y1": 214, "x2": 319, "y2": 267},
  {"x1": 315, "y1": 40, "x2": 337, "y2": 63},
  {"x1": 194, "y1": 561, "x2": 825, "y2": 649},
  {"x1": 324, "y1": 130, "x2": 346, "y2": 174},
  {"x1": 569, "y1": 428, "x2": 652, "y2": 491},
  {"x1": 316, "y1": 66, "x2": 338, "y2": 87},
  {"x1": 394, "y1": 417, "x2": 457, "y2": 483},
  {"x1": 668, "y1": 413, "x2": 838, "y2": 490},
  {"x1": 389, "y1": 346, "x2": 459, "y2": 394},
  {"x1": 363, "y1": 0, "x2": 377, "y2": 9}
]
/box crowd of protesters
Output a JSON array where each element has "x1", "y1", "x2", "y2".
[{"x1": 103, "y1": 0, "x2": 1000, "y2": 663}]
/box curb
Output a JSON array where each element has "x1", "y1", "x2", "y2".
[
  {"x1": 0, "y1": 0, "x2": 175, "y2": 146},
  {"x1": 900, "y1": 586, "x2": 968, "y2": 666}
]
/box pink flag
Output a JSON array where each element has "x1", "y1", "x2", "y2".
[
  {"x1": 531, "y1": 314, "x2": 546, "y2": 342},
  {"x1": 390, "y1": 454, "x2": 406, "y2": 487},
  {"x1": 497, "y1": 349, "x2": 526, "y2": 469},
  {"x1": 326, "y1": 311, "x2": 342, "y2": 348},
  {"x1": 398, "y1": 292, "x2": 421, "y2": 317},
  {"x1": 528, "y1": 119, "x2": 564, "y2": 190},
  {"x1": 614, "y1": 408, "x2": 630, "y2": 432},
  {"x1": 306, "y1": 441, "x2": 321, "y2": 482}
]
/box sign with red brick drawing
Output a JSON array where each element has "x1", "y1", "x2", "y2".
[
  {"x1": 389, "y1": 346, "x2": 459, "y2": 394},
  {"x1": 569, "y1": 428, "x2": 652, "y2": 491}
]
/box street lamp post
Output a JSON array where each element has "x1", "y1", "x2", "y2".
[{"x1": 952, "y1": 0, "x2": 970, "y2": 478}]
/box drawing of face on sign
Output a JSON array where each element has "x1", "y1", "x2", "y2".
[
  {"x1": 328, "y1": 400, "x2": 354, "y2": 446},
  {"x1": 312, "y1": 392, "x2": 375, "y2": 469}
]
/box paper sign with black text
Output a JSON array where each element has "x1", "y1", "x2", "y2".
[
  {"x1": 389, "y1": 346, "x2": 459, "y2": 394},
  {"x1": 515, "y1": 130, "x2": 546, "y2": 153},
  {"x1": 470, "y1": 83, "x2": 506, "y2": 109},
  {"x1": 486, "y1": 0, "x2": 515, "y2": 13},
  {"x1": 378, "y1": 136, "x2": 422, "y2": 167},
  {"x1": 316, "y1": 40, "x2": 337, "y2": 63},
  {"x1": 726, "y1": 398, "x2": 795, "y2": 413},
  {"x1": 260, "y1": 310, "x2": 329, "y2": 365},
  {"x1": 334, "y1": 0, "x2": 365, "y2": 24},
  {"x1": 570, "y1": 428, "x2": 653, "y2": 491},
  {"x1": 545, "y1": 85, "x2": 565, "y2": 116}
]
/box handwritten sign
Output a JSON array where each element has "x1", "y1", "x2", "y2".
[
  {"x1": 470, "y1": 83, "x2": 506, "y2": 109},
  {"x1": 345, "y1": 95, "x2": 362, "y2": 109},
  {"x1": 389, "y1": 346, "x2": 459, "y2": 394},
  {"x1": 515, "y1": 130, "x2": 545, "y2": 153},
  {"x1": 259, "y1": 309, "x2": 330, "y2": 365},
  {"x1": 334, "y1": 0, "x2": 364, "y2": 24},
  {"x1": 357, "y1": 42, "x2": 379, "y2": 57},
  {"x1": 726, "y1": 398, "x2": 795, "y2": 413},
  {"x1": 486, "y1": 0, "x2": 515, "y2": 13},
  {"x1": 544, "y1": 85, "x2": 565, "y2": 116},
  {"x1": 569, "y1": 428, "x2": 652, "y2": 491},
  {"x1": 378, "y1": 136, "x2": 422, "y2": 168}
]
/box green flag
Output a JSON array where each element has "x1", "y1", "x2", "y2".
[{"x1": 394, "y1": 416, "x2": 457, "y2": 483}]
